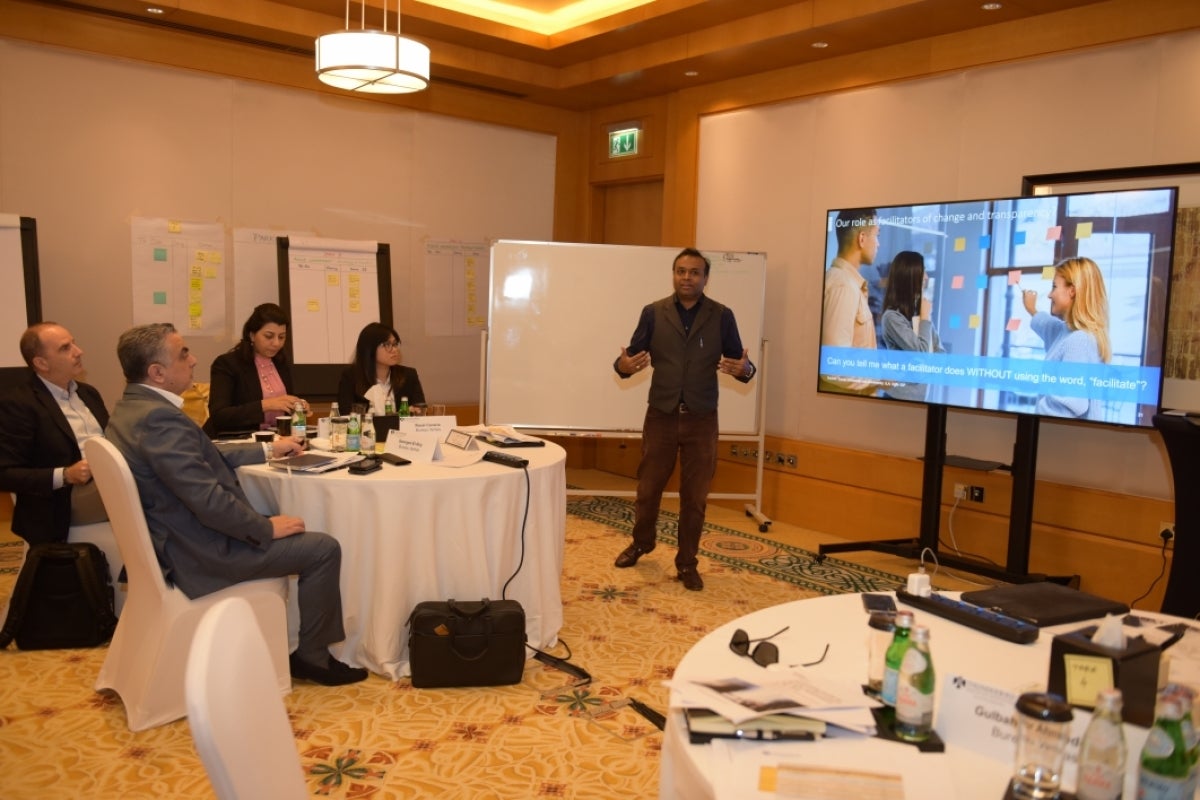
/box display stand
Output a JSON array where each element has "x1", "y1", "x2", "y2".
[
  {"x1": 1152, "y1": 413, "x2": 1199, "y2": 619},
  {"x1": 816, "y1": 405, "x2": 1065, "y2": 584}
]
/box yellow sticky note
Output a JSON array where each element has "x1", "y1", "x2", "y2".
[
  {"x1": 204, "y1": 250, "x2": 222, "y2": 265},
  {"x1": 1008, "y1": 270, "x2": 1021, "y2": 286},
  {"x1": 349, "y1": 287, "x2": 360, "y2": 299},
  {"x1": 1063, "y1": 654, "x2": 1114, "y2": 707},
  {"x1": 189, "y1": 277, "x2": 203, "y2": 291},
  {"x1": 189, "y1": 316, "x2": 202, "y2": 330},
  {"x1": 1006, "y1": 317, "x2": 1021, "y2": 332},
  {"x1": 190, "y1": 264, "x2": 203, "y2": 278},
  {"x1": 204, "y1": 266, "x2": 218, "y2": 279},
  {"x1": 1042, "y1": 266, "x2": 1056, "y2": 280},
  {"x1": 465, "y1": 256, "x2": 476, "y2": 268},
  {"x1": 167, "y1": 220, "x2": 182, "y2": 234},
  {"x1": 954, "y1": 237, "x2": 966, "y2": 252},
  {"x1": 189, "y1": 289, "x2": 202, "y2": 303},
  {"x1": 306, "y1": 299, "x2": 320, "y2": 312},
  {"x1": 188, "y1": 303, "x2": 202, "y2": 317},
  {"x1": 968, "y1": 314, "x2": 981, "y2": 329},
  {"x1": 1076, "y1": 221, "x2": 1093, "y2": 239},
  {"x1": 349, "y1": 274, "x2": 361, "y2": 285},
  {"x1": 326, "y1": 273, "x2": 340, "y2": 286},
  {"x1": 349, "y1": 300, "x2": 361, "y2": 313},
  {"x1": 951, "y1": 275, "x2": 964, "y2": 289}
]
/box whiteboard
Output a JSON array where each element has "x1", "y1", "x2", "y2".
[
  {"x1": 486, "y1": 241, "x2": 765, "y2": 433},
  {"x1": 0, "y1": 215, "x2": 39, "y2": 389}
]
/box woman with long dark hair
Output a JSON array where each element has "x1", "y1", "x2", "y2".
[
  {"x1": 879, "y1": 251, "x2": 944, "y2": 401},
  {"x1": 206, "y1": 303, "x2": 307, "y2": 436},
  {"x1": 337, "y1": 322, "x2": 425, "y2": 415}
]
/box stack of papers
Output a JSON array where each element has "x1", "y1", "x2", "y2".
[
  {"x1": 476, "y1": 425, "x2": 544, "y2": 447},
  {"x1": 667, "y1": 671, "x2": 881, "y2": 737}
]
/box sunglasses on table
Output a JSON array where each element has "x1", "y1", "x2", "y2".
[{"x1": 729, "y1": 625, "x2": 829, "y2": 668}]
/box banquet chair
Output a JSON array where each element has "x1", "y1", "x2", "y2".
[
  {"x1": 186, "y1": 597, "x2": 308, "y2": 800},
  {"x1": 84, "y1": 438, "x2": 291, "y2": 731}
]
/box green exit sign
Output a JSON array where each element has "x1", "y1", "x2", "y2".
[{"x1": 609, "y1": 128, "x2": 640, "y2": 158}]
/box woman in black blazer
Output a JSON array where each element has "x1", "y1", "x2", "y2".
[
  {"x1": 206, "y1": 303, "x2": 308, "y2": 436},
  {"x1": 337, "y1": 322, "x2": 425, "y2": 415}
]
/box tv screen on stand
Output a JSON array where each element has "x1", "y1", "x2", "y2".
[{"x1": 818, "y1": 187, "x2": 1178, "y2": 429}]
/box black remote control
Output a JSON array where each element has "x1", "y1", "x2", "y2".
[
  {"x1": 482, "y1": 450, "x2": 529, "y2": 469},
  {"x1": 895, "y1": 589, "x2": 1039, "y2": 644}
]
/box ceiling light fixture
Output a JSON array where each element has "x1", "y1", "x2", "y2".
[
  {"x1": 811, "y1": 41, "x2": 829, "y2": 49},
  {"x1": 981, "y1": 2, "x2": 1002, "y2": 10},
  {"x1": 315, "y1": 0, "x2": 430, "y2": 94}
]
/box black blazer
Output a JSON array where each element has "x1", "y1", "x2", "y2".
[
  {"x1": 337, "y1": 365, "x2": 425, "y2": 413},
  {"x1": 0, "y1": 372, "x2": 110, "y2": 545},
  {"x1": 205, "y1": 350, "x2": 295, "y2": 437}
]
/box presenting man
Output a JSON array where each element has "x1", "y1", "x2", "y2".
[
  {"x1": 0, "y1": 323, "x2": 109, "y2": 545},
  {"x1": 106, "y1": 323, "x2": 366, "y2": 685},
  {"x1": 612, "y1": 248, "x2": 755, "y2": 591}
]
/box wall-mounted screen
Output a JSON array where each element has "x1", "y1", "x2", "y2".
[{"x1": 818, "y1": 187, "x2": 1178, "y2": 428}]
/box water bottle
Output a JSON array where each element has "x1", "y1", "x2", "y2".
[
  {"x1": 385, "y1": 398, "x2": 395, "y2": 415},
  {"x1": 347, "y1": 413, "x2": 361, "y2": 452},
  {"x1": 1076, "y1": 687, "x2": 1126, "y2": 800},
  {"x1": 360, "y1": 415, "x2": 375, "y2": 454},
  {"x1": 292, "y1": 404, "x2": 307, "y2": 442},
  {"x1": 399, "y1": 396, "x2": 410, "y2": 417},
  {"x1": 880, "y1": 610, "x2": 913, "y2": 707},
  {"x1": 1137, "y1": 693, "x2": 1191, "y2": 800},
  {"x1": 894, "y1": 624, "x2": 934, "y2": 741}
]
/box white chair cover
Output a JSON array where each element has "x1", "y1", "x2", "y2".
[
  {"x1": 187, "y1": 597, "x2": 308, "y2": 799},
  {"x1": 85, "y1": 438, "x2": 290, "y2": 731}
]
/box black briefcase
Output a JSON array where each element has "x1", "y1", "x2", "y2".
[
  {"x1": 0, "y1": 542, "x2": 117, "y2": 650},
  {"x1": 407, "y1": 598, "x2": 527, "y2": 688}
]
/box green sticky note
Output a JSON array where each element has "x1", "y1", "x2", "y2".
[
  {"x1": 153, "y1": 291, "x2": 167, "y2": 305},
  {"x1": 153, "y1": 248, "x2": 168, "y2": 261}
]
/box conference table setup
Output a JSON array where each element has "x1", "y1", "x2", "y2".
[
  {"x1": 238, "y1": 435, "x2": 567, "y2": 680},
  {"x1": 661, "y1": 591, "x2": 1200, "y2": 800}
]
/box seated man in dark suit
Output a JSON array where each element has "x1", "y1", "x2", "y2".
[
  {"x1": 105, "y1": 322, "x2": 366, "y2": 686},
  {"x1": 0, "y1": 323, "x2": 109, "y2": 545}
]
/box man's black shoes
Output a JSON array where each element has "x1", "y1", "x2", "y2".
[
  {"x1": 677, "y1": 569, "x2": 704, "y2": 591},
  {"x1": 290, "y1": 653, "x2": 369, "y2": 686},
  {"x1": 614, "y1": 543, "x2": 655, "y2": 568}
]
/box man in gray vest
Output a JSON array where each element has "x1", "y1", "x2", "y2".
[{"x1": 612, "y1": 248, "x2": 755, "y2": 590}]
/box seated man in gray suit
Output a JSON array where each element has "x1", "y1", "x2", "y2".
[{"x1": 106, "y1": 322, "x2": 366, "y2": 686}]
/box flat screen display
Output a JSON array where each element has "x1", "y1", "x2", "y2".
[{"x1": 817, "y1": 187, "x2": 1177, "y2": 428}]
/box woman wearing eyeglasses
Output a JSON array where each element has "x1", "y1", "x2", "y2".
[
  {"x1": 206, "y1": 303, "x2": 308, "y2": 437},
  {"x1": 338, "y1": 322, "x2": 426, "y2": 416}
]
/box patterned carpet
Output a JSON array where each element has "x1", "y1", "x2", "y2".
[{"x1": 0, "y1": 497, "x2": 906, "y2": 799}]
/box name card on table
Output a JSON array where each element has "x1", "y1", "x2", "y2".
[
  {"x1": 399, "y1": 416, "x2": 456, "y2": 440},
  {"x1": 937, "y1": 674, "x2": 1020, "y2": 763},
  {"x1": 386, "y1": 427, "x2": 483, "y2": 467}
]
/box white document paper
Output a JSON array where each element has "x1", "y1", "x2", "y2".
[{"x1": 669, "y1": 673, "x2": 880, "y2": 732}]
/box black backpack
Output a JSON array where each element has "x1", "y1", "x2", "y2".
[{"x1": 0, "y1": 542, "x2": 117, "y2": 650}]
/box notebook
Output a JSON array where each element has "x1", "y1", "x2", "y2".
[{"x1": 960, "y1": 582, "x2": 1129, "y2": 627}]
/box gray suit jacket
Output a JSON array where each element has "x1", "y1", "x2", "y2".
[{"x1": 105, "y1": 383, "x2": 273, "y2": 599}]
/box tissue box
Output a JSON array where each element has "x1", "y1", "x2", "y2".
[{"x1": 1046, "y1": 625, "x2": 1160, "y2": 726}]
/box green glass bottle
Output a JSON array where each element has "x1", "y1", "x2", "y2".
[
  {"x1": 880, "y1": 610, "x2": 913, "y2": 707},
  {"x1": 399, "y1": 396, "x2": 410, "y2": 417},
  {"x1": 1137, "y1": 694, "x2": 1191, "y2": 800},
  {"x1": 894, "y1": 624, "x2": 934, "y2": 741}
]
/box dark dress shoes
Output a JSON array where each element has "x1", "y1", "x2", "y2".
[
  {"x1": 289, "y1": 652, "x2": 369, "y2": 686},
  {"x1": 614, "y1": 542, "x2": 655, "y2": 568},
  {"x1": 677, "y1": 569, "x2": 704, "y2": 591}
]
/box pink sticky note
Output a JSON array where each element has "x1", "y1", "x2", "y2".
[
  {"x1": 1008, "y1": 270, "x2": 1021, "y2": 286},
  {"x1": 1006, "y1": 317, "x2": 1021, "y2": 332},
  {"x1": 1046, "y1": 226, "x2": 1062, "y2": 241},
  {"x1": 951, "y1": 275, "x2": 964, "y2": 289}
]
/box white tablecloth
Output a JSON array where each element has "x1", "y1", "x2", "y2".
[
  {"x1": 662, "y1": 592, "x2": 1197, "y2": 800},
  {"x1": 239, "y1": 442, "x2": 567, "y2": 679}
]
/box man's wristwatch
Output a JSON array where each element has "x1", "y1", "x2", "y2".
[{"x1": 743, "y1": 362, "x2": 755, "y2": 379}]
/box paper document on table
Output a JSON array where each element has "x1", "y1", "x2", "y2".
[
  {"x1": 668, "y1": 672, "x2": 880, "y2": 730},
  {"x1": 476, "y1": 425, "x2": 543, "y2": 446}
]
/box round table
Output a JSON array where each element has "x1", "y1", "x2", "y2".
[
  {"x1": 239, "y1": 441, "x2": 567, "y2": 679},
  {"x1": 661, "y1": 592, "x2": 1195, "y2": 799}
]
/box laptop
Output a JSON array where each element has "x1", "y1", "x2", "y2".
[
  {"x1": 267, "y1": 452, "x2": 354, "y2": 474},
  {"x1": 960, "y1": 582, "x2": 1129, "y2": 627}
]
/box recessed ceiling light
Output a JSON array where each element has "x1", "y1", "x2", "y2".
[
  {"x1": 146, "y1": 6, "x2": 164, "y2": 13},
  {"x1": 811, "y1": 41, "x2": 829, "y2": 49},
  {"x1": 684, "y1": 70, "x2": 699, "y2": 77},
  {"x1": 981, "y1": 2, "x2": 1002, "y2": 10}
]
